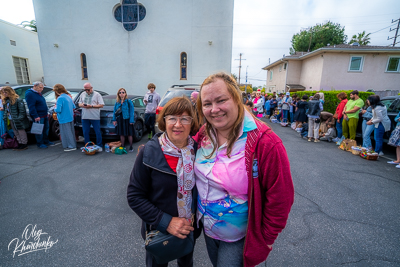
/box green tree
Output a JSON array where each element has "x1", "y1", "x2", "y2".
[
  {"x1": 19, "y1": 20, "x2": 37, "y2": 32},
  {"x1": 348, "y1": 31, "x2": 371, "y2": 45},
  {"x1": 290, "y1": 21, "x2": 347, "y2": 53}
]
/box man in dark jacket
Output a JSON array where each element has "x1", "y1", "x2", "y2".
[{"x1": 25, "y1": 81, "x2": 54, "y2": 148}]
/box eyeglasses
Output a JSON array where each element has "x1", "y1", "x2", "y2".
[
  {"x1": 164, "y1": 115, "x2": 193, "y2": 125},
  {"x1": 84, "y1": 89, "x2": 91, "y2": 92},
  {"x1": 119, "y1": 91, "x2": 126, "y2": 94}
]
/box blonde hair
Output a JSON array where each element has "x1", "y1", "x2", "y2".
[
  {"x1": 197, "y1": 72, "x2": 245, "y2": 158},
  {"x1": 116, "y1": 88, "x2": 127, "y2": 102},
  {"x1": 1, "y1": 86, "x2": 19, "y2": 105}
]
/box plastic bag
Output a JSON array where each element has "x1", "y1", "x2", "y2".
[
  {"x1": 114, "y1": 147, "x2": 127, "y2": 155},
  {"x1": 31, "y1": 122, "x2": 44, "y2": 135}
]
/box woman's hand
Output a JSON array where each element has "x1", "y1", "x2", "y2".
[
  {"x1": 113, "y1": 121, "x2": 117, "y2": 126},
  {"x1": 166, "y1": 217, "x2": 194, "y2": 239},
  {"x1": 367, "y1": 120, "x2": 373, "y2": 125}
]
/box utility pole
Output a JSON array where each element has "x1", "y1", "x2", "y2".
[
  {"x1": 245, "y1": 66, "x2": 248, "y2": 93},
  {"x1": 388, "y1": 18, "x2": 400, "y2": 46},
  {"x1": 235, "y1": 53, "x2": 246, "y2": 86}
]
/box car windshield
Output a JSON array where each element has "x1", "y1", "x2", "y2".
[
  {"x1": 14, "y1": 86, "x2": 52, "y2": 100},
  {"x1": 159, "y1": 90, "x2": 195, "y2": 107},
  {"x1": 103, "y1": 98, "x2": 117, "y2": 106},
  {"x1": 43, "y1": 91, "x2": 80, "y2": 102},
  {"x1": 386, "y1": 99, "x2": 400, "y2": 113}
]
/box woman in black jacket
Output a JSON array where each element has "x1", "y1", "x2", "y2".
[
  {"x1": 127, "y1": 96, "x2": 200, "y2": 267},
  {"x1": 2, "y1": 86, "x2": 30, "y2": 150}
]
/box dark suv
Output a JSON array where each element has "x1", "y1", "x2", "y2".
[
  {"x1": 44, "y1": 89, "x2": 108, "y2": 139},
  {"x1": 155, "y1": 84, "x2": 200, "y2": 132},
  {"x1": 74, "y1": 95, "x2": 146, "y2": 142}
]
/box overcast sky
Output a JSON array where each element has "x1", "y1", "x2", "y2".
[{"x1": 1, "y1": 0, "x2": 399, "y2": 87}]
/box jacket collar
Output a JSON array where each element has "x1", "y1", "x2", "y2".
[
  {"x1": 142, "y1": 133, "x2": 175, "y2": 175},
  {"x1": 142, "y1": 132, "x2": 197, "y2": 176}
]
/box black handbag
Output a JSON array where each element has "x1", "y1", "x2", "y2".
[
  {"x1": 144, "y1": 193, "x2": 196, "y2": 264},
  {"x1": 115, "y1": 107, "x2": 122, "y2": 118}
]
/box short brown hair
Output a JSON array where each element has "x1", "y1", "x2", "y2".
[
  {"x1": 157, "y1": 96, "x2": 198, "y2": 133},
  {"x1": 350, "y1": 90, "x2": 359, "y2": 96},
  {"x1": 337, "y1": 92, "x2": 347, "y2": 100},
  {"x1": 53, "y1": 84, "x2": 69, "y2": 99},
  {"x1": 147, "y1": 83, "x2": 156, "y2": 90}
]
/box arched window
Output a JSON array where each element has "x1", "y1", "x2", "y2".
[
  {"x1": 180, "y1": 52, "x2": 187, "y2": 80},
  {"x1": 80, "y1": 53, "x2": 88, "y2": 80}
]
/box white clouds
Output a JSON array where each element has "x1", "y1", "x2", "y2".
[{"x1": 0, "y1": 0, "x2": 35, "y2": 25}]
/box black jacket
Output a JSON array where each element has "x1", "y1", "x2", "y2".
[
  {"x1": 306, "y1": 100, "x2": 321, "y2": 117},
  {"x1": 3, "y1": 98, "x2": 30, "y2": 130},
  {"x1": 127, "y1": 132, "x2": 201, "y2": 239}
]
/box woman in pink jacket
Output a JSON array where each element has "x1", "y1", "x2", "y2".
[
  {"x1": 333, "y1": 92, "x2": 348, "y2": 142},
  {"x1": 194, "y1": 72, "x2": 294, "y2": 267}
]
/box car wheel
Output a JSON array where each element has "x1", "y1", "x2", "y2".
[
  {"x1": 133, "y1": 120, "x2": 143, "y2": 142},
  {"x1": 51, "y1": 120, "x2": 60, "y2": 139}
]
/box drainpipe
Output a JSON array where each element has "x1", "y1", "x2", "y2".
[{"x1": 281, "y1": 59, "x2": 288, "y2": 93}]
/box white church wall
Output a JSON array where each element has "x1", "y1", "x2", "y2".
[
  {"x1": 32, "y1": 0, "x2": 234, "y2": 96},
  {"x1": 0, "y1": 19, "x2": 44, "y2": 86}
]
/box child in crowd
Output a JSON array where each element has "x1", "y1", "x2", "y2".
[
  {"x1": 320, "y1": 124, "x2": 337, "y2": 142},
  {"x1": 300, "y1": 122, "x2": 308, "y2": 138}
]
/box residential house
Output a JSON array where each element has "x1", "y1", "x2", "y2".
[
  {"x1": 262, "y1": 44, "x2": 400, "y2": 93},
  {"x1": 0, "y1": 19, "x2": 44, "y2": 86}
]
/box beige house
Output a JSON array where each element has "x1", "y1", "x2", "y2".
[{"x1": 262, "y1": 44, "x2": 400, "y2": 93}]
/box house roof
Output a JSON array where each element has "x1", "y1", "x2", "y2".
[{"x1": 262, "y1": 44, "x2": 400, "y2": 70}]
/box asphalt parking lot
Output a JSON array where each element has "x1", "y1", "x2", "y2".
[{"x1": 0, "y1": 121, "x2": 399, "y2": 266}]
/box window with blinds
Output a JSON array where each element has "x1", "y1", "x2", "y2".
[{"x1": 12, "y1": 56, "x2": 30, "y2": 84}]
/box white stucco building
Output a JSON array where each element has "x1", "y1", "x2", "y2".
[
  {"x1": 0, "y1": 19, "x2": 44, "y2": 86},
  {"x1": 32, "y1": 0, "x2": 234, "y2": 95}
]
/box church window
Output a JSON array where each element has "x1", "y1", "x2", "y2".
[
  {"x1": 114, "y1": 0, "x2": 146, "y2": 31},
  {"x1": 180, "y1": 52, "x2": 187, "y2": 80},
  {"x1": 81, "y1": 53, "x2": 88, "y2": 80}
]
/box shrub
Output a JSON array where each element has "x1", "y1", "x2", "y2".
[{"x1": 289, "y1": 90, "x2": 374, "y2": 114}]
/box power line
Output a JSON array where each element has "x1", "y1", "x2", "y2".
[{"x1": 370, "y1": 23, "x2": 397, "y2": 34}]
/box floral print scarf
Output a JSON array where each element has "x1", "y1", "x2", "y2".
[{"x1": 159, "y1": 132, "x2": 195, "y2": 220}]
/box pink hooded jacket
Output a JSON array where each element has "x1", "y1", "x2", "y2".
[{"x1": 195, "y1": 119, "x2": 294, "y2": 267}]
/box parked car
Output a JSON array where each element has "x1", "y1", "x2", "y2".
[
  {"x1": 11, "y1": 85, "x2": 53, "y2": 134},
  {"x1": 356, "y1": 95, "x2": 400, "y2": 142},
  {"x1": 155, "y1": 84, "x2": 200, "y2": 133},
  {"x1": 74, "y1": 95, "x2": 146, "y2": 142},
  {"x1": 45, "y1": 89, "x2": 108, "y2": 139}
]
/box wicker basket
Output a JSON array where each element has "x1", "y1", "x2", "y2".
[
  {"x1": 359, "y1": 152, "x2": 379, "y2": 160},
  {"x1": 351, "y1": 149, "x2": 361, "y2": 155},
  {"x1": 83, "y1": 141, "x2": 96, "y2": 155},
  {"x1": 365, "y1": 154, "x2": 379, "y2": 160}
]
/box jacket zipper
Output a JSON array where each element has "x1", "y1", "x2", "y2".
[
  {"x1": 143, "y1": 162, "x2": 176, "y2": 176},
  {"x1": 243, "y1": 153, "x2": 255, "y2": 264}
]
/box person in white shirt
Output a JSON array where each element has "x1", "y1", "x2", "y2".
[
  {"x1": 143, "y1": 83, "x2": 160, "y2": 139},
  {"x1": 78, "y1": 83, "x2": 105, "y2": 150}
]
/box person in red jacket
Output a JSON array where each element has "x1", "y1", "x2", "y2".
[
  {"x1": 194, "y1": 72, "x2": 294, "y2": 267},
  {"x1": 332, "y1": 92, "x2": 348, "y2": 142}
]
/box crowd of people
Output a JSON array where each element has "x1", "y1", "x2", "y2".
[
  {"x1": 0, "y1": 82, "x2": 163, "y2": 153},
  {"x1": 242, "y1": 89, "x2": 400, "y2": 169}
]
